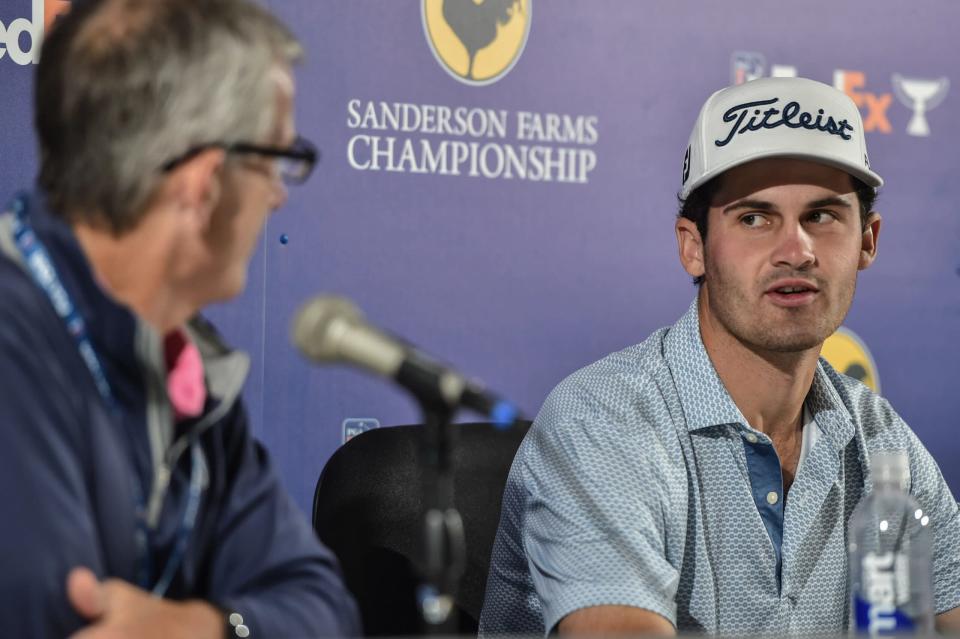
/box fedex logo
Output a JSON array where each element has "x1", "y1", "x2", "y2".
[
  {"x1": 0, "y1": 0, "x2": 71, "y2": 66},
  {"x1": 833, "y1": 70, "x2": 892, "y2": 134}
]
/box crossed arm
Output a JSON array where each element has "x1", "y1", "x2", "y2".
[
  {"x1": 938, "y1": 607, "x2": 960, "y2": 633},
  {"x1": 66, "y1": 569, "x2": 221, "y2": 639},
  {"x1": 559, "y1": 606, "x2": 675, "y2": 636}
]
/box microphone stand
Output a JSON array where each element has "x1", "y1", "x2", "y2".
[{"x1": 417, "y1": 402, "x2": 466, "y2": 635}]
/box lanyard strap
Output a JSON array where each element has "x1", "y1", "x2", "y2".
[
  {"x1": 9, "y1": 196, "x2": 115, "y2": 408},
  {"x1": 7, "y1": 194, "x2": 202, "y2": 596}
]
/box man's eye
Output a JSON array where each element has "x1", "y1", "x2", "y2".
[
  {"x1": 740, "y1": 214, "x2": 767, "y2": 227},
  {"x1": 808, "y1": 210, "x2": 837, "y2": 224}
]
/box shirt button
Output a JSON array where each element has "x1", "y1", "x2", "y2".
[
  {"x1": 767, "y1": 491, "x2": 779, "y2": 505},
  {"x1": 745, "y1": 433, "x2": 759, "y2": 444}
]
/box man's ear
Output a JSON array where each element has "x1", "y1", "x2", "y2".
[
  {"x1": 858, "y1": 211, "x2": 882, "y2": 270},
  {"x1": 169, "y1": 148, "x2": 226, "y2": 232},
  {"x1": 676, "y1": 217, "x2": 705, "y2": 279}
]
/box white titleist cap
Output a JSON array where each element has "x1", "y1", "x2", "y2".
[{"x1": 680, "y1": 77, "x2": 883, "y2": 198}]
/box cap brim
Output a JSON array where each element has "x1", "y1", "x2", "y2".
[{"x1": 680, "y1": 151, "x2": 884, "y2": 199}]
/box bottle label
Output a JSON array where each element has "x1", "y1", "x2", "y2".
[{"x1": 854, "y1": 551, "x2": 915, "y2": 635}]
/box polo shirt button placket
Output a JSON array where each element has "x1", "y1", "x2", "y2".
[{"x1": 777, "y1": 593, "x2": 796, "y2": 629}]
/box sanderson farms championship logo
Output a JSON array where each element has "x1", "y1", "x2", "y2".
[
  {"x1": 422, "y1": 0, "x2": 531, "y2": 86},
  {"x1": 346, "y1": 0, "x2": 596, "y2": 184}
]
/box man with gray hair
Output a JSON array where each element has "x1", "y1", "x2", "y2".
[{"x1": 0, "y1": 0, "x2": 359, "y2": 636}]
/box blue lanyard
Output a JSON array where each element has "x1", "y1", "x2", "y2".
[{"x1": 7, "y1": 194, "x2": 202, "y2": 597}]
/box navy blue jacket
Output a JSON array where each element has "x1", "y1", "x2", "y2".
[{"x1": 0, "y1": 194, "x2": 360, "y2": 637}]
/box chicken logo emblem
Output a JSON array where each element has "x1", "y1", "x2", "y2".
[
  {"x1": 422, "y1": 0, "x2": 530, "y2": 86},
  {"x1": 821, "y1": 327, "x2": 881, "y2": 393}
]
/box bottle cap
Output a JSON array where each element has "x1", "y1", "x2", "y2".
[{"x1": 870, "y1": 450, "x2": 910, "y2": 490}]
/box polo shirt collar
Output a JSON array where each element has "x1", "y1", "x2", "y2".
[
  {"x1": 665, "y1": 298, "x2": 745, "y2": 432},
  {"x1": 664, "y1": 297, "x2": 856, "y2": 450},
  {"x1": 806, "y1": 359, "x2": 857, "y2": 451}
]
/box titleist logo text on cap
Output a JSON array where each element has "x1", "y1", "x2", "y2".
[{"x1": 715, "y1": 97, "x2": 855, "y2": 147}]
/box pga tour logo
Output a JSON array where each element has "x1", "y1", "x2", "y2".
[
  {"x1": 1, "y1": 0, "x2": 70, "y2": 66},
  {"x1": 342, "y1": 418, "x2": 380, "y2": 444}
]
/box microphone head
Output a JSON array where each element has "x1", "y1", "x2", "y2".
[{"x1": 291, "y1": 295, "x2": 364, "y2": 362}]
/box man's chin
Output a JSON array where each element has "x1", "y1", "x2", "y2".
[
  {"x1": 748, "y1": 326, "x2": 833, "y2": 354},
  {"x1": 207, "y1": 270, "x2": 248, "y2": 305},
  {"x1": 744, "y1": 305, "x2": 842, "y2": 352}
]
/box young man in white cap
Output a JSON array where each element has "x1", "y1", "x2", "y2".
[{"x1": 479, "y1": 77, "x2": 960, "y2": 636}]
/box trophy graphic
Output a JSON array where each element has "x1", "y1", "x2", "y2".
[{"x1": 891, "y1": 74, "x2": 950, "y2": 137}]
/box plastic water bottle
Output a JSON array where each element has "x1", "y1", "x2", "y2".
[{"x1": 848, "y1": 451, "x2": 934, "y2": 635}]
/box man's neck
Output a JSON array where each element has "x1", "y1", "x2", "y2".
[
  {"x1": 72, "y1": 215, "x2": 192, "y2": 335},
  {"x1": 697, "y1": 290, "x2": 820, "y2": 440}
]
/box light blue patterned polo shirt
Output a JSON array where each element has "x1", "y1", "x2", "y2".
[{"x1": 479, "y1": 300, "x2": 960, "y2": 635}]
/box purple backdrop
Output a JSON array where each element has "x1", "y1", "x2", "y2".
[{"x1": 0, "y1": 0, "x2": 957, "y2": 516}]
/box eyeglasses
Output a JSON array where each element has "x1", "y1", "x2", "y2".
[{"x1": 161, "y1": 135, "x2": 319, "y2": 185}]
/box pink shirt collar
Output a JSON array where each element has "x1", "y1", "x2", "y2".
[{"x1": 163, "y1": 328, "x2": 207, "y2": 421}]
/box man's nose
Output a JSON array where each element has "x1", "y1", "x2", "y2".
[
  {"x1": 271, "y1": 178, "x2": 289, "y2": 212},
  {"x1": 771, "y1": 221, "x2": 815, "y2": 270}
]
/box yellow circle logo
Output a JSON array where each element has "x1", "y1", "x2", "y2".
[
  {"x1": 421, "y1": 0, "x2": 531, "y2": 86},
  {"x1": 821, "y1": 327, "x2": 881, "y2": 393}
]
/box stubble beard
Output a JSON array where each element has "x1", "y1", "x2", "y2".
[{"x1": 702, "y1": 258, "x2": 857, "y2": 355}]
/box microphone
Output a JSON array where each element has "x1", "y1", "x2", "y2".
[{"x1": 291, "y1": 296, "x2": 521, "y2": 428}]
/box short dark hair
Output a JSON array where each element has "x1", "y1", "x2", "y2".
[
  {"x1": 35, "y1": 0, "x2": 302, "y2": 233},
  {"x1": 676, "y1": 173, "x2": 879, "y2": 285}
]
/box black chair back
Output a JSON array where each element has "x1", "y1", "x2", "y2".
[{"x1": 313, "y1": 421, "x2": 531, "y2": 635}]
